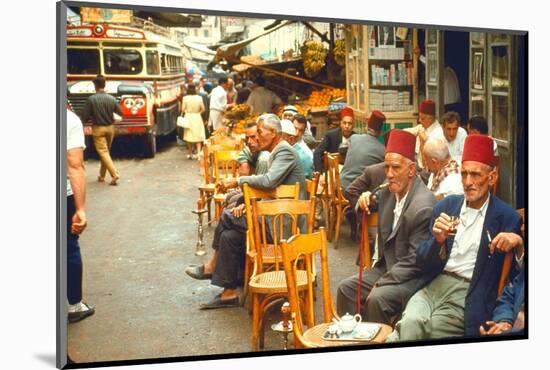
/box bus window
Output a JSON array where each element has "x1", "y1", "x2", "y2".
[
  {"x1": 103, "y1": 49, "x2": 143, "y2": 75},
  {"x1": 146, "y1": 50, "x2": 160, "y2": 75},
  {"x1": 67, "y1": 49, "x2": 100, "y2": 75}
]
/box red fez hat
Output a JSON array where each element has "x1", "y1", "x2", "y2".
[
  {"x1": 386, "y1": 129, "x2": 416, "y2": 162},
  {"x1": 462, "y1": 134, "x2": 497, "y2": 167},
  {"x1": 419, "y1": 99, "x2": 436, "y2": 116},
  {"x1": 368, "y1": 110, "x2": 385, "y2": 131},
  {"x1": 340, "y1": 107, "x2": 354, "y2": 119}
]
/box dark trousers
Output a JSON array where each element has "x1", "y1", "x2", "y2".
[
  {"x1": 210, "y1": 209, "x2": 247, "y2": 289},
  {"x1": 67, "y1": 196, "x2": 83, "y2": 304},
  {"x1": 336, "y1": 260, "x2": 418, "y2": 325}
]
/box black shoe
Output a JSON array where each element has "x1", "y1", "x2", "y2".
[
  {"x1": 185, "y1": 265, "x2": 212, "y2": 280},
  {"x1": 68, "y1": 302, "x2": 95, "y2": 323},
  {"x1": 199, "y1": 295, "x2": 240, "y2": 310}
]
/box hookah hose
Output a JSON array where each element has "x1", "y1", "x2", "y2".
[{"x1": 357, "y1": 209, "x2": 367, "y2": 315}]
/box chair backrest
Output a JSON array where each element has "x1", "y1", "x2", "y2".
[
  {"x1": 209, "y1": 135, "x2": 243, "y2": 150},
  {"x1": 212, "y1": 149, "x2": 240, "y2": 182},
  {"x1": 325, "y1": 152, "x2": 346, "y2": 204},
  {"x1": 281, "y1": 228, "x2": 335, "y2": 336},
  {"x1": 243, "y1": 183, "x2": 301, "y2": 261},
  {"x1": 497, "y1": 207, "x2": 525, "y2": 295},
  {"x1": 250, "y1": 197, "x2": 315, "y2": 273},
  {"x1": 305, "y1": 172, "x2": 321, "y2": 200}
]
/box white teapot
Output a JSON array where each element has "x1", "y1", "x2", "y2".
[{"x1": 338, "y1": 312, "x2": 362, "y2": 333}]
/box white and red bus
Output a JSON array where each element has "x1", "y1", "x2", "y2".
[{"x1": 66, "y1": 21, "x2": 186, "y2": 157}]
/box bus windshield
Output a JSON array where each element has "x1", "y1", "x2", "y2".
[
  {"x1": 103, "y1": 49, "x2": 143, "y2": 75},
  {"x1": 67, "y1": 49, "x2": 100, "y2": 75}
]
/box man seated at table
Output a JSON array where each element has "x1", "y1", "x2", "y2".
[
  {"x1": 387, "y1": 135, "x2": 522, "y2": 341},
  {"x1": 185, "y1": 114, "x2": 305, "y2": 309},
  {"x1": 336, "y1": 130, "x2": 436, "y2": 325},
  {"x1": 281, "y1": 119, "x2": 313, "y2": 179},
  {"x1": 422, "y1": 138, "x2": 463, "y2": 200},
  {"x1": 313, "y1": 107, "x2": 355, "y2": 173},
  {"x1": 431, "y1": 111, "x2": 468, "y2": 164}
]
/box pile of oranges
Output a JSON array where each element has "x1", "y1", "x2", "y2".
[{"x1": 304, "y1": 88, "x2": 346, "y2": 108}]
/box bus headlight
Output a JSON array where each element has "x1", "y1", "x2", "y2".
[
  {"x1": 134, "y1": 98, "x2": 145, "y2": 108},
  {"x1": 123, "y1": 98, "x2": 135, "y2": 108}
]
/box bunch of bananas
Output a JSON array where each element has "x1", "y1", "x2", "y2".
[
  {"x1": 333, "y1": 39, "x2": 346, "y2": 66},
  {"x1": 301, "y1": 40, "x2": 327, "y2": 78}
]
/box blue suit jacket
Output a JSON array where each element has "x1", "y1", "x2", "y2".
[
  {"x1": 493, "y1": 264, "x2": 524, "y2": 331},
  {"x1": 416, "y1": 194, "x2": 521, "y2": 336}
]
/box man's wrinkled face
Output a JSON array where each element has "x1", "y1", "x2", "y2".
[
  {"x1": 461, "y1": 161, "x2": 495, "y2": 207},
  {"x1": 443, "y1": 121, "x2": 460, "y2": 143},
  {"x1": 245, "y1": 125, "x2": 260, "y2": 154},
  {"x1": 257, "y1": 122, "x2": 277, "y2": 151},
  {"x1": 282, "y1": 133, "x2": 297, "y2": 146},
  {"x1": 384, "y1": 153, "x2": 415, "y2": 197},
  {"x1": 419, "y1": 113, "x2": 435, "y2": 129},
  {"x1": 340, "y1": 116, "x2": 354, "y2": 138}
]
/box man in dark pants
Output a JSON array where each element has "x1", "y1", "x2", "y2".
[
  {"x1": 336, "y1": 130, "x2": 436, "y2": 325},
  {"x1": 185, "y1": 114, "x2": 305, "y2": 309},
  {"x1": 66, "y1": 109, "x2": 95, "y2": 323}
]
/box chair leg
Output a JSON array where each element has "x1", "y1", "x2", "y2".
[
  {"x1": 241, "y1": 259, "x2": 250, "y2": 307},
  {"x1": 333, "y1": 205, "x2": 342, "y2": 249},
  {"x1": 251, "y1": 293, "x2": 261, "y2": 351}
]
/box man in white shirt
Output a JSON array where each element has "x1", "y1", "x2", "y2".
[
  {"x1": 336, "y1": 129, "x2": 436, "y2": 325},
  {"x1": 246, "y1": 76, "x2": 283, "y2": 114},
  {"x1": 404, "y1": 99, "x2": 441, "y2": 169},
  {"x1": 422, "y1": 138, "x2": 463, "y2": 200},
  {"x1": 431, "y1": 111, "x2": 468, "y2": 163},
  {"x1": 208, "y1": 77, "x2": 232, "y2": 131},
  {"x1": 387, "y1": 134, "x2": 522, "y2": 341},
  {"x1": 66, "y1": 109, "x2": 95, "y2": 323},
  {"x1": 466, "y1": 115, "x2": 499, "y2": 156}
]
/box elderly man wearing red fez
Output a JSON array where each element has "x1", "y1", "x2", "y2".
[
  {"x1": 387, "y1": 134, "x2": 522, "y2": 341},
  {"x1": 336, "y1": 130, "x2": 436, "y2": 325},
  {"x1": 313, "y1": 107, "x2": 355, "y2": 172},
  {"x1": 404, "y1": 99, "x2": 441, "y2": 169}
]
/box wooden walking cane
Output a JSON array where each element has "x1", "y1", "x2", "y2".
[{"x1": 357, "y1": 210, "x2": 367, "y2": 315}]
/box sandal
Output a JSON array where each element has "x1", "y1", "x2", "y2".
[{"x1": 199, "y1": 295, "x2": 240, "y2": 310}]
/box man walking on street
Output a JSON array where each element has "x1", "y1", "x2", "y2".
[{"x1": 80, "y1": 75, "x2": 121, "y2": 185}]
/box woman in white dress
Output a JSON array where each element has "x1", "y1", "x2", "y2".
[{"x1": 181, "y1": 83, "x2": 206, "y2": 159}]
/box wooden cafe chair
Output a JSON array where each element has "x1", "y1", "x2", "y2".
[
  {"x1": 280, "y1": 229, "x2": 392, "y2": 349},
  {"x1": 241, "y1": 183, "x2": 300, "y2": 306},
  {"x1": 212, "y1": 149, "x2": 240, "y2": 221},
  {"x1": 325, "y1": 152, "x2": 350, "y2": 248},
  {"x1": 247, "y1": 196, "x2": 315, "y2": 351}
]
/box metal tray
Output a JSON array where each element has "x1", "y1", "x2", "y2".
[{"x1": 322, "y1": 322, "x2": 382, "y2": 342}]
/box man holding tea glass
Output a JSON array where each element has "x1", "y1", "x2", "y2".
[{"x1": 387, "y1": 134, "x2": 522, "y2": 341}]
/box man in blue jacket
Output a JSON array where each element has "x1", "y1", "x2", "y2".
[{"x1": 387, "y1": 134, "x2": 522, "y2": 340}]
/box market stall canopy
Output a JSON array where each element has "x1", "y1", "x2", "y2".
[{"x1": 203, "y1": 20, "x2": 296, "y2": 70}]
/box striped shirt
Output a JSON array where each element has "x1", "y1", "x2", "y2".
[{"x1": 80, "y1": 91, "x2": 122, "y2": 126}]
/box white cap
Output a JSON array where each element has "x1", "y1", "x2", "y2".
[
  {"x1": 283, "y1": 105, "x2": 298, "y2": 114},
  {"x1": 281, "y1": 119, "x2": 297, "y2": 136}
]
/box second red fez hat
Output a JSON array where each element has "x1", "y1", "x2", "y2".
[
  {"x1": 340, "y1": 107, "x2": 354, "y2": 119},
  {"x1": 419, "y1": 99, "x2": 436, "y2": 116},
  {"x1": 368, "y1": 110, "x2": 385, "y2": 131},
  {"x1": 386, "y1": 129, "x2": 416, "y2": 162},
  {"x1": 462, "y1": 134, "x2": 497, "y2": 167}
]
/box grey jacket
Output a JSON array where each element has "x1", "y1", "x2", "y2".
[
  {"x1": 238, "y1": 140, "x2": 306, "y2": 200},
  {"x1": 340, "y1": 134, "x2": 385, "y2": 190},
  {"x1": 375, "y1": 176, "x2": 436, "y2": 288}
]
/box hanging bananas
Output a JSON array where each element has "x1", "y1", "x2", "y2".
[
  {"x1": 301, "y1": 40, "x2": 328, "y2": 78},
  {"x1": 333, "y1": 39, "x2": 346, "y2": 66}
]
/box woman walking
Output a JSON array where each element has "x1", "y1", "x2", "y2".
[{"x1": 181, "y1": 84, "x2": 206, "y2": 159}]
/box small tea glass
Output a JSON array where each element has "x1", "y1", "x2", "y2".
[{"x1": 448, "y1": 216, "x2": 461, "y2": 236}]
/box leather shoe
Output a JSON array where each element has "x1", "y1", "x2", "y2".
[
  {"x1": 199, "y1": 295, "x2": 239, "y2": 310},
  {"x1": 68, "y1": 302, "x2": 95, "y2": 323},
  {"x1": 185, "y1": 265, "x2": 212, "y2": 280}
]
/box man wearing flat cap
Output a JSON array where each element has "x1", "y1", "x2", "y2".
[
  {"x1": 313, "y1": 107, "x2": 355, "y2": 172},
  {"x1": 387, "y1": 134, "x2": 523, "y2": 341},
  {"x1": 404, "y1": 99, "x2": 441, "y2": 169},
  {"x1": 336, "y1": 130, "x2": 436, "y2": 325}
]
